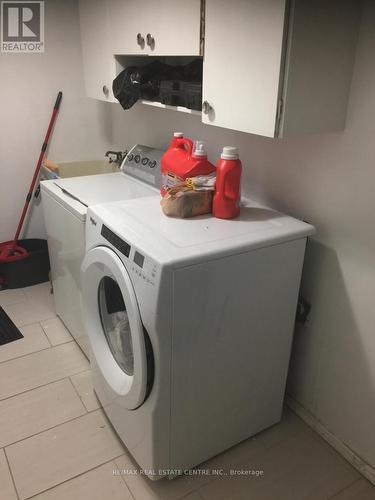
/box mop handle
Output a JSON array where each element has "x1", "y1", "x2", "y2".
[{"x1": 11, "y1": 91, "x2": 63, "y2": 248}]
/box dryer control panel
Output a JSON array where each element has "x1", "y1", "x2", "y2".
[{"x1": 121, "y1": 144, "x2": 163, "y2": 190}]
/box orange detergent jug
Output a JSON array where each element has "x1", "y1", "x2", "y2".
[
  {"x1": 213, "y1": 147, "x2": 242, "y2": 219},
  {"x1": 161, "y1": 133, "x2": 216, "y2": 195}
]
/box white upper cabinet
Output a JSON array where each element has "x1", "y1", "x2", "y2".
[
  {"x1": 202, "y1": 0, "x2": 361, "y2": 137},
  {"x1": 109, "y1": 0, "x2": 202, "y2": 56},
  {"x1": 78, "y1": 0, "x2": 360, "y2": 136},
  {"x1": 78, "y1": 0, "x2": 116, "y2": 102},
  {"x1": 202, "y1": 0, "x2": 286, "y2": 137}
]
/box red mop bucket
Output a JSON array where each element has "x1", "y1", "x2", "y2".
[{"x1": 0, "y1": 92, "x2": 62, "y2": 289}]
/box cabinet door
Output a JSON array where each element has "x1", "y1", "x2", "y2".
[
  {"x1": 109, "y1": 0, "x2": 150, "y2": 55},
  {"x1": 79, "y1": 0, "x2": 116, "y2": 101},
  {"x1": 110, "y1": 0, "x2": 201, "y2": 56},
  {"x1": 202, "y1": 0, "x2": 286, "y2": 137},
  {"x1": 149, "y1": 0, "x2": 201, "y2": 56}
]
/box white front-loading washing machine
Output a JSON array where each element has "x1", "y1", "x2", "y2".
[
  {"x1": 81, "y1": 196, "x2": 315, "y2": 479},
  {"x1": 41, "y1": 145, "x2": 162, "y2": 357}
]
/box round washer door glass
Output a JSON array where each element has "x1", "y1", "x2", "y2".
[
  {"x1": 98, "y1": 276, "x2": 134, "y2": 376},
  {"x1": 81, "y1": 245, "x2": 151, "y2": 409}
]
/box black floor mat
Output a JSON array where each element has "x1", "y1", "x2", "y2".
[{"x1": 0, "y1": 306, "x2": 24, "y2": 346}]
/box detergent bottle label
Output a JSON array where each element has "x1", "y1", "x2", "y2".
[{"x1": 162, "y1": 171, "x2": 184, "y2": 191}]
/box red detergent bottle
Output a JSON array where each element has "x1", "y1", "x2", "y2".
[
  {"x1": 161, "y1": 133, "x2": 215, "y2": 195},
  {"x1": 213, "y1": 147, "x2": 242, "y2": 219}
]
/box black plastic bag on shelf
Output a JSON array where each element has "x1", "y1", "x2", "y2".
[{"x1": 112, "y1": 59, "x2": 203, "y2": 111}]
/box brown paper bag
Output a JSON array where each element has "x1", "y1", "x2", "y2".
[{"x1": 161, "y1": 189, "x2": 213, "y2": 218}]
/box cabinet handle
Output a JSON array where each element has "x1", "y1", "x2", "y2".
[
  {"x1": 137, "y1": 33, "x2": 145, "y2": 46},
  {"x1": 202, "y1": 100, "x2": 212, "y2": 114},
  {"x1": 146, "y1": 33, "x2": 154, "y2": 47},
  {"x1": 102, "y1": 85, "x2": 109, "y2": 97}
]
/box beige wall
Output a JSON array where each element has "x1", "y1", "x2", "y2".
[
  {"x1": 1, "y1": 0, "x2": 374, "y2": 476},
  {"x1": 0, "y1": 0, "x2": 113, "y2": 241}
]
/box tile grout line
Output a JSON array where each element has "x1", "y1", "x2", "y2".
[
  {"x1": 114, "y1": 455, "x2": 214, "y2": 500},
  {"x1": 67, "y1": 375, "x2": 90, "y2": 414},
  {"x1": 47, "y1": 339, "x2": 76, "y2": 348},
  {"x1": 173, "y1": 474, "x2": 218, "y2": 500},
  {"x1": 0, "y1": 380, "x2": 88, "y2": 450},
  {"x1": 0, "y1": 300, "x2": 27, "y2": 309},
  {"x1": 0, "y1": 345, "x2": 53, "y2": 367},
  {"x1": 38, "y1": 321, "x2": 53, "y2": 348},
  {"x1": 0, "y1": 289, "x2": 27, "y2": 304},
  {"x1": 180, "y1": 491, "x2": 204, "y2": 500},
  {"x1": 4, "y1": 313, "x2": 58, "y2": 330},
  {"x1": 0, "y1": 366, "x2": 90, "y2": 404},
  {"x1": 326, "y1": 477, "x2": 364, "y2": 500},
  {"x1": 286, "y1": 408, "x2": 368, "y2": 478},
  {"x1": 24, "y1": 453, "x2": 129, "y2": 500},
  {"x1": 0, "y1": 317, "x2": 76, "y2": 363},
  {"x1": 3, "y1": 407, "x2": 120, "y2": 453},
  {"x1": 38, "y1": 319, "x2": 75, "y2": 347},
  {"x1": 179, "y1": 482, "x2": 215, "y2": 500},
  {"x1": 3, "y1": 447, "x2": 21, "y2": 500},
  {"x1": 113, "y1": 457, "x2": 137, "y2": 500},
  {"x1": 238, "y1": 429, "x2": 366, "y2": 497},
  {"x1": 0, "y1": 339, "x2": 74, "y2": 367}
]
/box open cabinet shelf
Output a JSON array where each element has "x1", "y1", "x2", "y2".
[{"x1": 139, "y1": 100, "x2": 201, "y2": 116}]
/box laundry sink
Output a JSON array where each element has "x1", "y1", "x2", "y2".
[{"x1": 42, "y1": 160, "x2": 118, "y2": 180}]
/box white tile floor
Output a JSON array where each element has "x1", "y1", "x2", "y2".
[{"x1": 0, "y1": 282, "x2": 374, "y2": 500}]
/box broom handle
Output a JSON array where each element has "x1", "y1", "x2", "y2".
[{"x1": 11, "y1": 92, "x2": 63, "y2": 248}]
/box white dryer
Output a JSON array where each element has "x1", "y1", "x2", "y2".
[
  {"x1": 81, "y1": 196, "x2": 315, "y2": 478},
  {"x1": 41, "y1": 145, "x2": 162, "y2": 357}
]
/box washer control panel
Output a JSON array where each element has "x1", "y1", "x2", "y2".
[
  {"x1": 101, "y1": 225, "x2": 131, "y2": 258},
  {"x1": 130, "y1": 250, "x2": 158, "y2": 287},
  {"x1": 122, "y1": 144, "x2": 163, "y2": 189},
  {"x1": 101, "y1": 224, "x2": 158, "y2": 287}
]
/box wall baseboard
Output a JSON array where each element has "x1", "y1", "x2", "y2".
[{"x1": 286, "y1": 396, "x2": 375, "y2": 486}]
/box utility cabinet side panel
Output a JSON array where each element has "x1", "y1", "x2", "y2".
[{"x1": 280, "y1": 0, "x2": 361, "y2": 137}]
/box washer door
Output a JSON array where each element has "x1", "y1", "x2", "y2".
[{"x1": 81, "y1": 246, "x2": 148, "y2": 409}]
